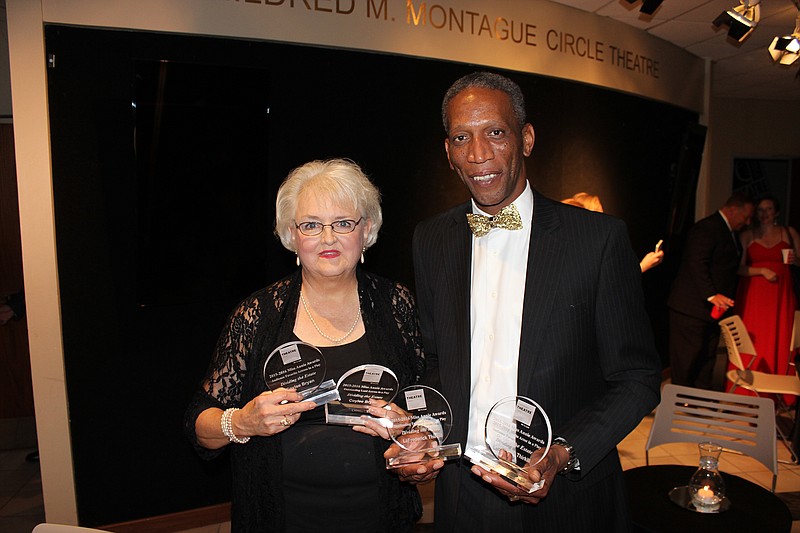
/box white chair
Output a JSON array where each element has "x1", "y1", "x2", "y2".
[
  {"x1": 791, "y1": 310, "x2": 800, "y2": 359},
  {"x1": 32, "y1": 524, "x2": 110, "y2": 532},
  {"x1": 720, "y1": 314, "x2": 800, "y2": 398},
  {"x1": 719, "y1": 314, "x2": 800, "y2": 463},
  {"x1": 645, "y1": 383, "x2": 779, "y2": 492}
]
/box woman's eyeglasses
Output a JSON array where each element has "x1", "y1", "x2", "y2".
[{"x1": 295, "y1": 218, "x2": 363, "y2": 236}]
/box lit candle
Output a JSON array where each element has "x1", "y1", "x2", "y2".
[
  {"x1": 697, "y1": 486, "x2": 714, "y2": 501},
  {"x1": 693, "y1": 484, "x2": 721, "y2": 512}
]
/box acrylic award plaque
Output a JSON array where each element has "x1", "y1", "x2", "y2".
[
  {"x1": 263, "y1": 341, "x2": 340, "y2": 406},
  {"x1": 325, "y1": 364, "x2": 398, "y2": 426},
  {"x1": 464, "y1": 396, "x2": 552, "y2": 493},
  {"x1": 385, "y1": 385, "x2": 462, "y2": 469}
]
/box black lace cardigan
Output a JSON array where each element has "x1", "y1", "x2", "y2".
[{"x1": 184, "y1": 268, "x2": 425, "y2": 532}]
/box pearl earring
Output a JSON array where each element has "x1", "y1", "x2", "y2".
[
  {"x1": 296, "y1": 253, "x2": 300, "y2": 267},
  {"x1": 360, "y1": 247, "x2": 365, "y2": 264}
]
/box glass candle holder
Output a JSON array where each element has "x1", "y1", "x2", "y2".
[{"x1": 688, "y1": 441, "x2": 726, "y2": 513}]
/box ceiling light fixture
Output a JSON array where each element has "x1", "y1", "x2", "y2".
[
  {"x1": 623, "y1": 0, "x2": 665, "y2": 16},
  {"x1": 713, "y1": 0, "x2": 761, "y2": 43},
  {"x1": 768, "y1": 12, "x2": 800, "y2": 65}
]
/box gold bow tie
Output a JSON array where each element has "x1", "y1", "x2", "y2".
[{"x1": 466, "y1": 204, "x2": 523, "y2": 237}]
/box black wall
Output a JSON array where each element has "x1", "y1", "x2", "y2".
[{"x1": 45, "y1": 25, "x2": 698, "y2": 526}]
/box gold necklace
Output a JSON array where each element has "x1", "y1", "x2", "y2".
[{"x1": 300, "y1": 291, "x2": 361, "y2": 343}]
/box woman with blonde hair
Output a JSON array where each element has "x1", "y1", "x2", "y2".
[{"x1": 185, "y1": 159, "x2": 424, "y2": 532}]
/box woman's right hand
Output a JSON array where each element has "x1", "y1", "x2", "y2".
[
  {"x1": 236, "y1": 388, "x2": 317, "y2": 437},
  {"x1": 639, "y1": 250, "x2": 664, "y2": 273},
  {"x1": 760, "y1": 268, "x2": 778, "y2": 282}
]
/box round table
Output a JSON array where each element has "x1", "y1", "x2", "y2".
[{"x1": 624, "y1": 465, "x2": 792, "y2": 532}]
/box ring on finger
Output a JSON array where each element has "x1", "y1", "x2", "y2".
[
  {"x1": 508, "y1": 494, "x2": 519, "y2": 502},
  {"x1": 280, "y1": 416, "x2": 290, "y2": 427}
]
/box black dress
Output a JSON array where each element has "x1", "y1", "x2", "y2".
[
  {"x1": 184, "y1": 268, "x2": 424, "y2": 532},
  {"x1": 283, "y1": 336, "x2": 381, "y2": 532}
]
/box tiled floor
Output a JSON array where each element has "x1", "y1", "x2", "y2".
[{"x1": 4, "y1": 390, "x2": 800, "y2": 533}]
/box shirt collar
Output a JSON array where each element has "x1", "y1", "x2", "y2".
[
  {"x1": 718, "y1": 209, "x2": 734, "y2": 232},
  {"x1": 470, "y1": 182, "x2": 534, "y2": 227}
]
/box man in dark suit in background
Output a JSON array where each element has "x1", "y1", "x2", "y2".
[
  {"x1": 396, "y1": 72, "x2": 662, "y2": 532},
  {"x1": 667, "y1": 193, "x2": 754, "y2": 389}
]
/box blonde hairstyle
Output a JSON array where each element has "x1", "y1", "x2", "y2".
[
  {"x1": 561, "y1": 198, "x2": 583, "y2": 207},
  {"x1": 274, "y1": 159, "x2": 382, "y2": 251},
  {"x1": 561, "y1": 192, "x2": 604, "y2": 213}
]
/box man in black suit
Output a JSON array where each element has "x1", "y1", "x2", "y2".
[
  {"x1": 395, "y1": 72, "x2": 662, "y2": 532},
  {"x1": 667, "y1": 193, "x2": 754, "y2": 389}
]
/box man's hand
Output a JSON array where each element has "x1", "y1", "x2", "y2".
[
  {"x1": 470, "y1": 445, "x2": 568, "y2": 504},
  {"x1": 384, "y1": 442, "x2": 445, "y2": 484},
  {"x1": 708, "y1": 293, "x2": 734, "y2": 310}
]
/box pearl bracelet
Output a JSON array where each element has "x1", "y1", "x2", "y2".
[{"x1": 221, "y1": 407, "x2": 250, "y2": 444}]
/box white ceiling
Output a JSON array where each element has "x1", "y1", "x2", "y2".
[{"x1": 548, "y1": 0, "x2": 800, "y2": 101}]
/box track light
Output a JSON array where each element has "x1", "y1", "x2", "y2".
[
  {"x1": 768, "y1": 13, "x2": 800, "y2": 65},
  {"x1": 713, "y1": 0, "x2": 761, "y2": 43},
  {"x1": 623, "y1": 0, "x2": 665, "y2": 16}
]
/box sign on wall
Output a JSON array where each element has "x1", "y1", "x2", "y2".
[{"x1": 42, "y1": 0, "x2": 705, "y2": 111}]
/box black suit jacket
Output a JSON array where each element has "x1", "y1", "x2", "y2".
[
  {"x1": 412, "y1": 191, "x2": 662, "y2": 532},
  {"x1": 667, "y1": 211, "x2": 740, "y2": 322}
]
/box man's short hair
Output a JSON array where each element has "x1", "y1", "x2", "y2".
[
  {"x1": 441, "y1": 71, "x2": 527, "y2": 135},
  {"x1": 723, "y1": 191, "x2": 755, "y2": 208}
]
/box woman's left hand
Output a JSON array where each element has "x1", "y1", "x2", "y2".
[
  {"x1": 353, "y1": 399, "x2": 410, "y2": 440},
  {"x1": 760, "y1": 267, "x2": 779, "y2": 282}
]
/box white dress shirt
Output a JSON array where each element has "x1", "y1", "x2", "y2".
[{"x1": 466, "y1": 183, "x2": 533, "y2": 452}]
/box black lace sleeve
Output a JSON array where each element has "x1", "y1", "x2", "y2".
[
  {"x1": 390, "y1": 281, "x2": 426, "y2": 384},
  {"x1": 202, "y1": 293, "x2": 264, "y2": 406},
  {"x1": 183, "y1": 290, "x2": 265, "y2": 458}
]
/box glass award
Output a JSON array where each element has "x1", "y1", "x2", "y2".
[
  {"x1": 464, "y1": 396, "x2": 552, "y2": 493},
  {"x1": 263, "y1": 341, "x2": 340, "y2": 406},
  {"x1": 385, "y1": 385, "x2": 462, "y2": 469},
  {"x1": 325, "y1": 364, "x2": 398, "y2": 426}
]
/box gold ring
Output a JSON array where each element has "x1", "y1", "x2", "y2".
[
  {"x1": 280, "y1": 417, "x2": 290, "y2": 427},
  {"x1": 508, "y1": 495, "x2": 519, "y2": 502}
]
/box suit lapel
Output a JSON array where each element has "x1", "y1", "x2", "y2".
[
  {"x1": 714, "y1": 212, "x2": 740, "y2": 258},
  {"x1": 518, "y1": 193, "x2": 566, "y2": 392},
  {"x1": 441, "y1": 205, "x2": 473, "y2": 421},
  {"x1": 441, "y1": 196, "x2": 567, "y2": 423}
]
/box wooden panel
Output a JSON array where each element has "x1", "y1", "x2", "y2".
[{"x1": 100, "y1": 503, "x2": 230, "y2": 533}]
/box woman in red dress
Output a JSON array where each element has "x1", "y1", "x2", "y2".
[{"x1": 730, "y1": 195, "x2": 800, "y2": 398}]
